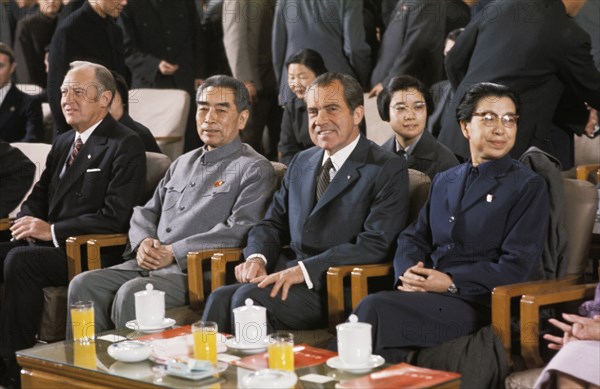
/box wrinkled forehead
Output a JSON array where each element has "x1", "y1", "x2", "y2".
[
  {"x1": 62, "y1": 67, "x2": 97, "y2": 87},
  {"x1": 197, "y1": 86, "x2": 237, "y2": 106},
  {"x1": 305, "y1": 80, "x2": 346, "y2": 108}
]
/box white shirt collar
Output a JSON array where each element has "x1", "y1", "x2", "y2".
[
  {"x1": 74, "y1": 119, "x2": 103, "y2": 144},
  {"x1": 321, "y1": 134, "x2": 361, "y2": 171},
  {"x1": 0, "y1": 82, "x2": 13, "y2": 108}
]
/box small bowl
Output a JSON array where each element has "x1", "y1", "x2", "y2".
[{"x1": 107, "y1": 341, "x2": 152, "y2": 363}]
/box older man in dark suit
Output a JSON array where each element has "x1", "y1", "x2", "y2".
[
  {"x1": 0, "y1": 61, "x2": 145, "y2": 386},
  {"x1": 203, "y1": 73, "x2": 409, "y2": 333},
  {"x1": 0, "y1": 43, "x2": 43, "y2": 143},
  {"x1": 47, "y1": 0, "x2": 128, "y2": 133},
  {"x1": 438, "y1": 0, "x2": 600, "y2": 169}
]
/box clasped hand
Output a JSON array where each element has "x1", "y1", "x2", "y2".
[
  {"x1": 136, "y1": 238, "x2": 174, "y2": 270},
  {"x1": 10, "y1": 216, "x2": 52, "y2": 242},
  {"x1": 397, "y1": 261, "x2": 452, "y2": 293},
  {"x1": 234, "y1": 260, "x2": 305, "y2": 301}
]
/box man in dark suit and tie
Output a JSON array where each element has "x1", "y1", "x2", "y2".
[
  {"x1": 47, "y1": 0, "x2": 128, "y2": 134},
  {"x1": 203, "y1": 72, "x2": 409, "y2": 333},
  {"x1": 0, "y1": 43, "x2": 43, "y2": 143},
  {"x1": 0, "y1": 61, "x2": 145, "y2": 386}
]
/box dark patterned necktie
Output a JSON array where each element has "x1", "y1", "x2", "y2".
[
  {"x1": 316, "y1": 158, "x2": 334, "y2": 201},
  {"x1": 67, "y1": 136, "x2": 83, "y2": 168}
]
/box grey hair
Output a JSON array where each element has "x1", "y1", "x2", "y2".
[{"x1": 68, "y1": 61, "x2": 116, "y2": 104}]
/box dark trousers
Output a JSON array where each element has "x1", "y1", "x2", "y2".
[
  {"x1": 0, "y1": 241, "x2": 67, "y2": 358},
  {"x1": 353, "y1": 290, "x2": 489, "y2": 363},
  {"x1": 241, "y1": 89, "x2": 282, "y2": 160},
  {"x1": 202, "y1": 282, "x2": 325, "y2": 335}
]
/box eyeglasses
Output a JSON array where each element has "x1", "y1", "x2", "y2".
[
  {"x1": 472, "y1": 112, "x2": 519, "y2": 128},
  {"x1": 392, "y1": 102, "x2": 427, "y2": 114}
]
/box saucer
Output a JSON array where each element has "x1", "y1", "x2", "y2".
[
  {"x1": 125, "y1": 318, "x2": 176, "y2": 333},
  {"x1": 225, "y1": 338, "x2": 267, "y2": 353},
  {"x1": 326, "y1": 355, "x2": 385, "y2": 374},
  {"x1": 166, "y1": 361, "x2": 228, "y2": 381}
]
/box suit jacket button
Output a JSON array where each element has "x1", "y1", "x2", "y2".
[
  {"x1": 166, "y1": 227, "x2": 172, "y2": 233},
  {"x1": 190, "y1": 182, "x2": 196, "y2": 187},
  {"x1": 179, "y1": 206, "x2": 185, "y2": 211},
  {"x1": 449, "y1": 216, "x2": 455, "y2": 223}
]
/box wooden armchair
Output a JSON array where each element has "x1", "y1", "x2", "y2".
[
  {"x1": 347, "y1": 178, "x2": 598, "y2": 370},
  {"x1": 38, "y1": 152, "x2": 171, "y2": 342},
  {"x1": 325, "y1": 169, "x2": 432, "y2": 328},
  {"x1": 503, "y1": 283, "x2": 597, "y2": 388},
  {"x1": 576, "y1": 163, "x2": 600, "y2": 183}
]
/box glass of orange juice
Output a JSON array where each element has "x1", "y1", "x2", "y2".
[
  {"x1": 192, "y1": 321, "x2": 218, "y2": 365},
  {"x1": 268, "y1": 332, "x2": 294, "y2": 371},
  {"x1": 70, "y1": 301, "x2": 95, "y2": 343}
]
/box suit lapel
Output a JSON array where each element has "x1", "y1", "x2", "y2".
[
  {"x1": 447, "y1": 163, "x2": 468, "y2": 216},
  {"x1": 301, "y1": 150, "x2": 323, "y2": 219},
  {"x1": 49, "y1": 119, "x2": 111, "y2": 214}
]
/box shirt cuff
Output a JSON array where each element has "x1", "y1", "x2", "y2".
[
  {"x1": 51, "y1": 224, "x2": 59, "y2": 247},
  {"x1": 298, "y1": 261, "x2": 313, "y2": 290},
  {"x1": 247, "y1": 253, "x2": 267, "y2": 266}
]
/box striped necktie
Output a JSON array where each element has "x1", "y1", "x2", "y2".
[
  {"x1": 316, "y1": 158, "x2": 334, "y2": 201},
  {"x1": 67, "y1": 136, "x2": 83, "y2": 168}
]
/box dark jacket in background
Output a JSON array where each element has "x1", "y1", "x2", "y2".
[
  {"x1": 0, "y1": 84, "x2": 44, "y2": 143},
  {"x1": 47, "y1": 1, "x2": 127, "y2": 133},
  {"x1": 0, "y1": 141, "x2": 35, "y2": 217},
  {"x1": 14, "y1": 12, "x2": 58, "y2": 87}
]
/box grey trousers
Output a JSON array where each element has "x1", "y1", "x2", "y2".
[{"x1": 66, "y1": 267, "x2": 188, "y2": 339}]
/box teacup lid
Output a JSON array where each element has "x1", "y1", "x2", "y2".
[
  {"x1": 134, "y1": 283, "x2": 165, "y2": 296},
  {"x1": 233, "y1": 298, "x2": 266, "y2": 313},
  {"x1": 337, "y1": 314, "x2": 371, "y2": 330}
]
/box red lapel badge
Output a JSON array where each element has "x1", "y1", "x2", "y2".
[{"x1": 214, "y1": 180, "x2": 225, "y2": 187}]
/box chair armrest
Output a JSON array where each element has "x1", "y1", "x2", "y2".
[
  {"x1": 350, "y1": 263, "x2": 393, "y2": 309},
  {"x1": 187, "y1": 248, "x2": 241, "y2": 311},
  {"x1": 0, "y1": 217, "x2": 13, "y2": 231},
  {"x1": 520, "y1": 283, "x2": 597, "y2": 368},
  {"x1": 576, "y1": 164, "x2": 600, "y2": 182},
  {"x1": 66, "y1": 234, "x2": 122, "y2": 281},
  {"x1": 85, "y1": 234, "x2": 129, "y2": 274},
  {"x1": 491, "y1": 276, "x2": 578, "y2": 365},
  {"x1": 210, "y1": 248, "x2": 244, "y2": 291},
  {"x1": 326, "y1": 265, "x2": 360, "y2": 331}
]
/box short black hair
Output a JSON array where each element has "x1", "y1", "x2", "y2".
[
  {"x1": 196, "y1": 75, "x2": 250, "y2": 112},
  {"x1": 456, "y1": 82, "x2": 520, "y2": 123},
  {"x1": 306, "y1": 72, "x2": 364, "y2": 111},
  {"x1": 377, "y1": 75, "x2": 433, "y2": 122},
  {"x1": 0, "y1": 42, "x2": 15, "y2": 63},
  {"x1": 285, "y1": 48, "x2": 328, "y2": 77},
  {"x1": 110, "y1": 70, "x2": 129, "y2": 112}
]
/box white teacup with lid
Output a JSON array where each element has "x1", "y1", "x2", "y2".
[
  {"x1": 336, "y1": 314, "x2": 372, "y2": 366},
  {"x1": 233, "y1": 298, "x2": 267, "y2": 345},
  {"x1": 134, "y1": 283, "x2": 165, "y2": 328}
]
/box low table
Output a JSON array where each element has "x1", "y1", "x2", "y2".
[{"x1": 17, "y1": 329, "x2": 460, "y2": 388}]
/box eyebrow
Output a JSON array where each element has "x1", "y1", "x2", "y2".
[{"x1": 197, "y1": 101, "x2": 231, "y2": 108}]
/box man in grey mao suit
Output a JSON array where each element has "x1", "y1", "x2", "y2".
[
  {"x1": 67, "y1": 75, "x2": 278, "y2": 335},
  {"x1": 202, "y1": 73, "x2": 409, "y2": 333}
]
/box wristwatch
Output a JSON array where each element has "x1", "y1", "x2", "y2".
[{"x1": 447, "y1": 283, "x2": 458, "y2": 294}]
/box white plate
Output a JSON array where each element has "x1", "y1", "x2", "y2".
[
  {"x1": 125, "y1": 318, "x2": 176, "y2": 333},
  {"x1": 167, "y1": 361, "x2": 228, "y2": 381},
  {"x1": 325, "y1": 355, "x2": 385, "y2": 374},
  {"x1": 225, "y1": 338, "x2": 267, "y2": 353}
]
